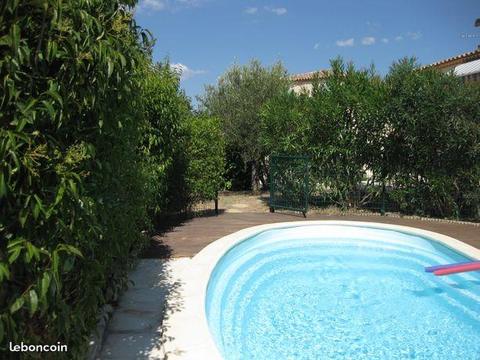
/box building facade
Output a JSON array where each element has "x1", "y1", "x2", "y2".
[
  {"x1": 422, "y1": 48, "x2": 480, "y2": 83},
  {"x1": 290, "y1": 70, "x2": 329, "y2": 94},
  {"x1": 291, "y1": 48, "x2": 480, "y2": 92}
]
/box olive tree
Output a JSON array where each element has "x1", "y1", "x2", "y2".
[{"x1": 199, "y1": 59, "x2": 290, "y2": 190}]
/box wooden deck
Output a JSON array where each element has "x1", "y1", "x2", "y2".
[{"x1": 144, "y1": 212, "x2": 480, "y2": 258}]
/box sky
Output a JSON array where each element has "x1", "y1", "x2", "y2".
[{"x1": 134, "y1": 0, "x2": 480, "y2": 105}]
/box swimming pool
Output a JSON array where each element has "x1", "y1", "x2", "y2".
[{"x1": 205, "y1": 224, "x2": 480, "y2": 359}]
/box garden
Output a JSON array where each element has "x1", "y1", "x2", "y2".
[
  {"x1": 1, "y1": 1, "x2": 479, "y2": 359},
  {"x1": 202, "y1": 58, "x2": 480, "y2": 220}
]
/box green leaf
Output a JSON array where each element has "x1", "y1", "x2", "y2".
[
  {"x1": 46, "y1": 88, "x2": 63, "y2": 107},
  {"x1": 68, "y1": 179, "x2": 78, "y2": 197},
  {"x1": 40, "y1": 273, "x2": 51, "y2": 299},
  {"x1": 21, "y1": 98, "x2": 37, "y2": 113},
  {"x1": 0, "y1": 35, "x2": 9, "y2": 46},
  {"x1": 52, "y1": 251, "x2": 59, "y2": 276},
  {"x1": 47, "y1": 40, "x2": 58, "y2": 61},
  {"x1": 0, "y1": 172, "x2": 6, "y2": 198},
  {"x1": 25, "y1": 242, "x2": 39, "y2": 263},
  {"x1": 54, "y1": 184, "x2": 65, "y2": 206},
  {"x1": 18, "y1": 209, "x2": 28, "y2": 227},
  {"x1": 41, "y1": 100, "x2": 55, "y2": 119},
  {"x1": 28, "y1": 290, "x2": 38, "y2": 316},
  {"x1": 33, "y1": 195, "x2": 44, "y2": 217},
  {"x1": 119, "y1": 54, "x2": 126, "y2": 68},
  {"x1": 8, "y1": 248, "x2": 21, "y2": 264},
  {"x1": 10, "y1": 296, "x2": 24, "y2": 314},
  {"x1": 7, "y1": 237, "x2": 25, "y2": 248},
  {"x1": 32, "y1": 201, "x2": 40, "y2": 220},
  {"x1": 0, "y1": 263, "x2": 11, "y2": 282},
  {"x1": 58, "y1": 244, "x2": 83, "y2": 258},
  {"x1": 11, "y1": 24, "x2": 20, "y2": 54},
  {"x1": 107, "y1": 60, "x2": 113, "y2": 78}
]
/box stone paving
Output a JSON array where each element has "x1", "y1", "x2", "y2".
[{"x1": 98, "y1": 258, "x2": 190, "y2": 359}]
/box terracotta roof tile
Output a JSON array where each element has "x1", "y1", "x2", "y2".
[
  {"x1": 290, "y1": 70, "x2": 330, "y2": 82},
  {"x1": 422, "y1": 48, "x2": 480, "y2": 70}
]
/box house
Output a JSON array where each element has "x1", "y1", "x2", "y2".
[
  {"x1": 290, "y1": 70, "x2": 329, "y2": 94},
  {"x1": 292, "y1": 47, "x2": 480, "y2": 91},
  {"x1": 422, "y1": 48, "x2": 480, "y2": 83}
]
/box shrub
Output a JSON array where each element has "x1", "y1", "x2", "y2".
[
  {"x1": 262, "y1": 58, "x2": 386, "y2": 208},
  {"x1": 186, "y1": 115, "x2": 226, "y2": 203},
  {"x1": 0, "y1": 1, "x2": 153, "y2": 358},
  {"x1": 261, "y1": 57, "x2": 480, "y2": 219},
  {"x1": 383, "y1": 58, "x2": 480, "y2": 218},
  {"x1": 141, "y1": 63, "x2": 191, "y2": 215},
  {"x1": 261, "y1": 90, "x2": 310, "y2": 155}
]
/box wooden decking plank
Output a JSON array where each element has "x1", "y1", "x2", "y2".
[{"x1": 143, "y1": 212, "x2": 479, "y2": 258}]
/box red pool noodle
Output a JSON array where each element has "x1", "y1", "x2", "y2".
[
  {"x1": 434, "y1": 262, "x2": 480, "y2": 276},
  {"x1": 425, "y1": 261, "x2": 480, "y2": 273}
]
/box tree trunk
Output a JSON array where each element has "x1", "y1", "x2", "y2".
[
  {"x1": 259, "y1": 156, "x2": 269, "y2": 190},
  {"x1": 251, "y1": 160, "x2": 260, "y2": 192}
]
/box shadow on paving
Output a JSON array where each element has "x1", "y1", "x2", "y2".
[
  {"x1": 256, "y1": 193, "x2": 270, "y2": 207},
  {"x1": 142, "y1": 209, "x2": 225, "y2": 259},
  {"x1": 98, "y1": 259, "x2": 185, "y2": 359}
]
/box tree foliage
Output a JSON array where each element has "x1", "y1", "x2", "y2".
[
  {"x1": 262, "y1": 58, "x2": 386, "y2": 207},
  {"x1": 141, "y1": 63, "x2": 191, "y2": 214},
  {"x1": 261, "y1": 57, "x2": 480, "y2": 218},
  {"x1": 199, "y1": 59, "x2": 290, "y2": 190},
  {"x1": 0, "y1": 1, "x2": 226, "y2": 358},
  {"x1": 186, "y1": 115, "x2": 226, "y2": 203},
  {"x1": 141, "y1": 63, "x2": 226, "y2": 214},
  {"x1": 0, "y1": 0, "x2": 153, "y2": 357},
  {"x1": 383, "y1": 58, "x2": 480, "y2": 218}
]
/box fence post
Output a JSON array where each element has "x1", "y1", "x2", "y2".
[
  {"x1": 269, "y1": 158, "x2": 275, "y2": 212},
  {"x1": 381, "y1": 181, "x2": 386, "y2": 216}
]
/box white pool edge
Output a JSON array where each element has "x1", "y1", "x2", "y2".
[{"x1": 161, "y1": 220, "x2": 480, "y2": 360}]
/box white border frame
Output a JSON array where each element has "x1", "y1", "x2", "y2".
[{"x1": 162, "y1": 221, "x2": 480, "y2": 359}]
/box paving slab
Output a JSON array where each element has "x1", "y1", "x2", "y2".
[{"x1": 98, "y1": 258, "x2": 191, "y2": 360}]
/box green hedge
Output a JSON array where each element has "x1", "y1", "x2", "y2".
[
  {"x1": 186, "y1": 115, "x2": 226, "y2": 203},
  {"x1": 261, "y1": 58, "x2": 480, "y2": 219},
  {"x1": 0, "y1": 1, "x2": 151, "y2": 358},
  {"x1": 262, "y1": 59, "x2": 386, "y2": 208},
  {"x1": 0, "y1": 1, "x2": 227, "y2": 357},
  {"x1": 383, "y1": 59, "x2": 480, "y2": 218},
  {"x1": 141, "y1": 63, "x2": 191, "y2": 215},
  {"x1": 141, "y1": 64, "x2": 227, "y2": 214}
]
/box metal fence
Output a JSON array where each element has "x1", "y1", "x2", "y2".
[
  {"x1": 269, "y1": 155, "x2": 310, "y2": 216},
  {"x1": 310, "y1": 183, "x2": 400, "y2": 215},
  {"x1": 269, "y1": 155, "x2": 404, "y2": 217}
]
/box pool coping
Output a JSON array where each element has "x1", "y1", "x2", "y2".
[{"x1": 161, "y1": 220, "x2": 480, "y2": 359}]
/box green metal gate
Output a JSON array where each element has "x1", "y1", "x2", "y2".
[{"x1": 269, "y1": 155, "x2": 310, "y2": 217}]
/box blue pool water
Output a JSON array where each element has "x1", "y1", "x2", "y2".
[{"x1": 206, "y1": 225, "x2": 480, "y2": 359}]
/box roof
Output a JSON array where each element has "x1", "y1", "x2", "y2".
[
  {"x1": 422, "y1": 48, "x2": 480, "y2": 70},
  {"x1": 454, "y1": 58, "x2": 480, "y2": 76},
  {"x1": 291, "y1": 70, "x2": 329, "y2": 82}
]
